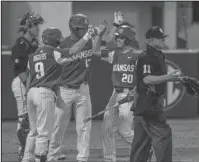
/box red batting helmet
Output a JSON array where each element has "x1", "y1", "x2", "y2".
[
  {"x1": 42, "y1": 27, "x2": 63, "y2": 47},
  {"x1": 114, "y1": 25, "x2": 136, "y2": 42},
  {"x1": 69, "y1": 14, "x2": 89, "y2": 37}
]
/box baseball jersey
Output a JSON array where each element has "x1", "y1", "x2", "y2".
[
  {"x1": 11, "y1": 37, "x2": 38, "y2": 77},
  {"x1": 57, "y1": 36, "x2": 93, "y2": 86},
  {"x1": 28, "y1": 45, "x2": 62, "y2": 89},
  {"x1": 102, "y1": 48, "x2": 138, "y2": 88}
]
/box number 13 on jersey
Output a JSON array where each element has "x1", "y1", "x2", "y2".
[{"x1": 121, "y1": 73, "x2": 134, "y2": 84}]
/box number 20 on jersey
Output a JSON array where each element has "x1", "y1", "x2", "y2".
[{"x1": 122, "y1": 73, "x2": 134, "y2": 84}]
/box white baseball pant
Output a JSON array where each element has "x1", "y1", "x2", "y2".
[
  {"x1": 22, "y1": 87, "x2": 56, "y2": 162},
  {"x1": 102, "y1": 88, "x2": 134, "y2": 162},
  {"x1": 48, "y1": 83, "x2": 92, "y2": 162}
]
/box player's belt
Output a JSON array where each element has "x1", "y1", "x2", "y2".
[
  {"x1": 63, "y1": 82, "x2": 88, "y2": 89},
  {"x1": 67, "y1": 84, "x2": 81, "y2": 89},
  {"x1": 114, "y1": 86, "x2": 133, "y2": 93}
]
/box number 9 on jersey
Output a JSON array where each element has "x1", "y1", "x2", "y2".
[
  {"x1": 121, "y1": 73, "x2": 134, "y2": 84},
  {"x1": 35, "y1": 62, "x2": 45, "y2": 79}
]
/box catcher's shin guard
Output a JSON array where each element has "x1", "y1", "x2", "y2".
[
  {"x1": 17, "y1": 113, "x2": 30, "y2": 148},
  {"x1": 18, "y1": 147, "x2": 25, "y2": 162}
]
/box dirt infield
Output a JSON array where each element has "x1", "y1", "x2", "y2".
[{"x1": 2, "y1": 119, "x2": 199, "y2": 162}]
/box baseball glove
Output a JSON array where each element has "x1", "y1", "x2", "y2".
[{"x1": 180, "y1": 76, "x2": 199, "y2": 96}]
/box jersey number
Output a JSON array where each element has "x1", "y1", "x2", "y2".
[
  {"x1": 143, "y1": 64, "x2": 151, "y2": 74},
  {"x1": 85, "y1": 58, "x2": 91, "y2": 68},
  {"x1": 35, "y1": 62, "x2": 45, "y2": 79},
  {"x1": 122, "y1": 74, "x2": 134, "y2": 84}
]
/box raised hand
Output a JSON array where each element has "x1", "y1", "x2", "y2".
[
  {"x1": 114, "y1": 11, "x2": 124, "y2": 25},
  {"x1": 95, "y1": 20, "x2": 108, "y2": 36}
]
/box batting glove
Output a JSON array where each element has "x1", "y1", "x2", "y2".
[
  {"x1": 83, "y1": 25, "x2": 96, "y2": 41},
  {"x1": 114, "y1": 11, "x2": 124, "y2": 25}
]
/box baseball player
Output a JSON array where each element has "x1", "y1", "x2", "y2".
[
  {"x1": 102, "y1": 25, "x2": 138, "y2": 162},
  {"x1": 22, "y1": 26, "x2": 89, "y2": 162},
  {"x1": 11, "y1": 11, "x2": 44, "y2": 162},
  {"x1": 91, "y1": 12, "x2": 138, "y2": 162},
  {"x1": 48, "y1": 14, "x2": 106, "y2": 162}
]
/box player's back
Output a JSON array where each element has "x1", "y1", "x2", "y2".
[
  {"x1": 112, "y1": 48, "x2": 138, "y2": 88},
  {"x1": 58, "y1": 36, "x2": 92, "y2": 86},
  {"x1": 29, "y1": 45, "x2": 62, "y2": 89}
]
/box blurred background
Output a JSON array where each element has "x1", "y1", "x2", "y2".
[{"x1": 2, "y1": 1, "x2": 199, "y2": 120}]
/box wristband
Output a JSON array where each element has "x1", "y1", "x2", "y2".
[
  {"x1": 83, "y1": 33, "x2": 90, "y2": 41},
  {"x1": 113, "y1": 23, "x2": 120, "y2": 28}
]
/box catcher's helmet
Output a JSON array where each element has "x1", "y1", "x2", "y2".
[
  {"x1": 69, "y1": 14, "x2": 89, "y2": 37},
  {"x1": 19, "y1": 11, "x2": 45, "y2": 32},
  {"x1": 114, "y1": 25, "x2": 136, "y2": 42},
  {"x1": 42, "y1": 27, "x2": 63, "y2": 47}
]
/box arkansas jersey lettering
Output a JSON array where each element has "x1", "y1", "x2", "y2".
[
  {"x1": 113, "y1": 64, "x2": 135, "y2": 72},
  {"x1": 63, "y1": 49, "x2": 92, "y2": 62}
]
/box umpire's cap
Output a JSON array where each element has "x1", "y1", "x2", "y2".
[{"x1": 145, "y1": 26, "x2": 168, "y2": 39}]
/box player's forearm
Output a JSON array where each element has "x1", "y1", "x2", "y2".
[
  {"x1": 92, "y1": 35, "x2": 102, "y2": 54},
  {"x1": 69, "y1": 38, "x2": 89, "y2": 54},
  {"x1": 105, "y1": 26, "x2": 118, "y2": 43},
  {"x1": 143, "y1": 74, "x2": 178, "y2": 85}
]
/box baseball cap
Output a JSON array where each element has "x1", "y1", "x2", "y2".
[{"x1": 145, "y1": 26, "x2": 168, "y2": 39}]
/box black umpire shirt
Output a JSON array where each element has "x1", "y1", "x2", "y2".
[
  {"x1": 11, "y1": 37, "x2": 38, "y2": 77},
  {"x1": 133, "y1": 45, "x2": 167, "y2": 116}
]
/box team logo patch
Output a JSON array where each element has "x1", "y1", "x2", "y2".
[
  {"x1": 15, "y1": 59, "x2": 19, "y2": 63},
  {"x1": 162, "y1": 60, "x2": 185, "y2": 111}
]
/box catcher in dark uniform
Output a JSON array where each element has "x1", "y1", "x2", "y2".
[{"x1": 11, "y1": 11, "x2": 44, "y2": 162}]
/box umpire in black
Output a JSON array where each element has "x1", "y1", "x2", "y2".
[{"x1": 130, "y1": 26, "x2": 181, "y2": 162}]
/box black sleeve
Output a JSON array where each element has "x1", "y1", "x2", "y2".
[{"x1": 11, "y1": 38, "x2": 30, "y2": 76}]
